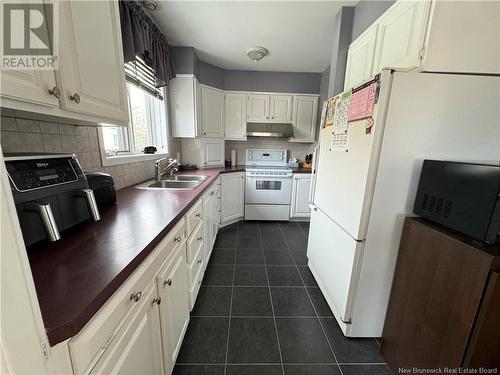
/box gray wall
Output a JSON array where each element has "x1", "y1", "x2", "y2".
[
  {"x1": 172, "y1": 46, "x2": 197, "y2": 75},
  {"x1": 197, "y1": 60, "x2": 225, "y2": 90},
  {"x1": 224, "y1": 70, "x2": 321, "y2": 94},
  {"x1": 351, "y1": 1, "x2": 394, "y2": 40}
]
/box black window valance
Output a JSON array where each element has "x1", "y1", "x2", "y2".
[{"x1": 119, "y1": 0, "x2": 175, "y2": 88}]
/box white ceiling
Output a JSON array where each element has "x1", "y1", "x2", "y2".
[{"x1": 149, "y1": 1, "x2": 357, "y2": 73}]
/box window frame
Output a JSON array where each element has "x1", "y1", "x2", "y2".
[{"x1": 97, "y1": 85, "x2": 171, "y2": 167}]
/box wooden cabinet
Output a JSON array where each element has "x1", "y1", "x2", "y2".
[
  {"x1": 381, "y1": 217, "x2": 500, "y2": 372},
  {"x1": 203, "y1": 183, "x2": 219, "y2": 264},
  {"x1": 224, "y1": 93, "x2": 247, "y2": 140},
  {"x1": 181, "y1": 138, "x2": 224, "y2": 168},
  {"x1": 373, "y1": 0, "x2": 430, "y2": 73},
  {"x1": 270, "y1": 95, "x2": 293, "y2": 123},
  {"x1": 157, "y1": 243, "x2": 190, "y2": 374},
  {"x1": 89, "y1": 283, "x2": 163, "y2": 375},
  {"x1": 57, "y1": 0, "x2": 128, "y2": 122},
  {"x1": 247, "y1": 94, "x2": 270, "y2": 122},
  {"x1": 290, "y1": 174, "x2": 312, "y2": 219},
  {"x1": 344, "y1": 25, "x2": 378, "y2": 90},
  {"x1": 201, "y1": 86, "x2": 224, "y2": 137},
  {"x1": 221, "y1": 173, "x2": 245, "y2": 226},
  {"x1": 1, "y1": 0, "x2": 129, "y2": 124},
  {"x1": 291, "y1": 95, "x2": 318, "y2": 143},
  {"x1": 170, "y1": 75, "x2": 199, "y2": 138}
]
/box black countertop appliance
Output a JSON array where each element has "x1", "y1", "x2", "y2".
[
  {"x1": 413, "y1": 160, "x2": 500, "y2": 244},
  {"x1": 84, "y1": 172, "x2": 116, "y2": 209}
]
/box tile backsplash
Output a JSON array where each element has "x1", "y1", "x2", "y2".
[
  {"x1": 0, "y1": 109, "x2": 181, "y2": 190},
  {"x1": 225, "y1": 138, "x2": 315, "y2": 165}
]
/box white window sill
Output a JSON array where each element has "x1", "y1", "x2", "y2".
[{"x1": 100, "y1": 152, "x2": 169, "y2": 167}]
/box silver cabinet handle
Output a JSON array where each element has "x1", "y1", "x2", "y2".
[
  {"x1": 69, "y1": 93, "x2": 80, "y2": 104},
  {"x1": 25, "y1": 201, "x2": 61, "y2": 242},
  {"x1": 197, "y1": 236, "x2": 203, "y2": 241},
  {"x1": 153, "y1": 297, "x2": 161, "y2": 305},
  {"x1": 163, "y1": 279, "x2": 172, "y2": 287},
  {"x1": 174, "y1": 236, "x2": 182, "y2": 243},
  {"x1": 197, "y1": 258, "x2": 203, "y2": 264},
  {"x1": 48, "y1": 86, "x2": 61, "y2": 99},
  {"x1": 211, "y1": 191, "x2": 215, "y2": 196},
  {"x1": 130, "y1": 291, "x2": 142, "y2": 302},
  {"x1": 196, "y1": 213, "x2": 202, "y2": 218}
]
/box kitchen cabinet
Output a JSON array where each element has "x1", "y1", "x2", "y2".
[
  {"x1": 372, "y1": 0, "x2": 430, "y2": 73},
  {"x1": 89, "y1": 283, "x2": 163, "y2": 375},
  {"x1": 270, "y1": 95, "x2": 293, "y2": 123},
  {"x1": 169, "y1": 75, "x2": 200, "y2": 138},
  {"x1": 201, "y1": 86, "x2": 225, "y2": 137},
  {"x1": 247, "y1": 94, "x2": 270, "y2": 122},
  {"x1": 344, "y1": 25, "x2": 378, "y2": 90},
  {"x1": 0, "y1": 0, "x2": 129, "y2": 124},
  {"x1": 181, "y1": 138, "x2": 224, "y2": 168},
  {"x1": 157, "y1": 243, "x2": 190, "y2": 374},
  {"x1": 290, "y1": 95, "x2": 318, "y2": 143},
  {"x1": 290, "y1": 174, "x2": 312, "y2": 219},
  {"x1": 221, "y1": 173, "x2": 245, "y2": 226},
  {"x1": 203, "y1": 181, "x2": 220, "y2": 263},
  {"x1": 224, "y1": 92, "x2": 247, "y2": 140}
]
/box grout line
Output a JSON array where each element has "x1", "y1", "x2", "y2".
[
  {"x1": 259, "y1": 221, "x2": 286, "y2": 375},
  {"x1": 176, "y1": 362, "x2": 387, "y2": 366},
  {"x1": 279, "y1": 222, "x2": 345, "y2": 375},
  {"x1": 223, "y1": 223, "x2": 238, "y2": 375}
]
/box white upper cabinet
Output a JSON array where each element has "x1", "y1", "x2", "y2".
[
  {"x1": 344, "y1": 25, "x2": 378, "y2": 90},
  {"x1": 0, "y1": 70, "x2": 59, "y2": 108},
  {"x1": 270, "y1": 95, "x2": 293, "y2": 123},
  {"x1": 224, "y1": 93, "x2": 247, "y2": 140},
  {"x1": 247, "y1": 94, "x2": 270, "y2": 122},
  {"x1": 170, "y1": 75, "x2": 199, "y2": 138},
  {"x1": 57, "y1": 0, "x2": 129, "y2": 123},
  {"x1": 221, "y1": 173, "x2": 245, "y2": 226},
  {"x1": 373, "y1": 0, "x2": 431, "y2": 73},
  {"x1": 201, "y1": 86, "x2": 224, "y2": 137},
  {"x1": 291, "y1": 95, "x2": 318, "y2": 143}
]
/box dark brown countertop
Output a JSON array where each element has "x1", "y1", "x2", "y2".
[
  {"x1": 291, "y1": 167, "x2": 312, "y2": 174},
  {"x1": 27, "y1": 166, "x2": 245, "y2": 346}
]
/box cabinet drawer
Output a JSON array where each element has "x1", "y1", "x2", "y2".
[
  {"x1": 69, "y1": 218, "x2": 186, "y2": 375},
  {"x1": 186, "y1": 221, "x2": 204, "y2": 264},
  {"x1": 189, "y1": 259, "x2": 204, "y2": 309},
  {"x1": 186, "y1": 199, "x2": 203, "y2": 236}
]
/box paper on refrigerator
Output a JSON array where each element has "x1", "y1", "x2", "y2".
[{"x1": 330, "y1": 91, "x2": 352, "y2": 152}]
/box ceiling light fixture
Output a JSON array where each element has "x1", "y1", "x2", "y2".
[
  {"x1": 141, "y1": 0, "x2": 160, "y2": 11},
  {"x1": 246, "y1": 46, "x2": 269, "y2": 62}
]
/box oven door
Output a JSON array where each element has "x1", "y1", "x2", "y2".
[{"x1": 245, "y1": 174, "x2": 292, "y2": 205}]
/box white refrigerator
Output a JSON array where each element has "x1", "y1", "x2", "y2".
[{"x1": 307, "y1": 70, "x2": 500, "y2": 337}]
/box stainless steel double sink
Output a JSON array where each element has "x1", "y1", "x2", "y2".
[{"x1": 136, "y1": 175, "x2": 208, "y2": 190}]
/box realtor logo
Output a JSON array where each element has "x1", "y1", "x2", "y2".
[{"x1": 1, "y1": 1, "x2": 58, "y2": 69}]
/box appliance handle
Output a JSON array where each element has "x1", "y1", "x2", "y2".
[
  {"x1": 25, "y1": 201, "x2": 61, "y2": 242},
  {"x1": 308, "y1": 144, "x2": 319, "y2": 205},
  {"x1": 77, "y1": 189, "x2": 101, "y2": 222}
]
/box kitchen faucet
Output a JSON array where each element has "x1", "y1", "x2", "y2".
[{"x1": 154, "y1": 157, "x2": 179, "y2": 182}]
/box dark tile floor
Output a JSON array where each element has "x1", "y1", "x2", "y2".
[{"x1": 174, "y1": 221, "x2": 391, "y2": 375}]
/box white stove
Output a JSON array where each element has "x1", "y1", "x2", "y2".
[{"x1": 245, "y1": 149, "x2": 292, "y2": 221}]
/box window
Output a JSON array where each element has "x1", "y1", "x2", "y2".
[{"x1": 100, "y1": 56, "x2": 169, "y2": 161}]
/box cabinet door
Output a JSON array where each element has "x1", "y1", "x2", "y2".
[
  {"x1": 157, "y1": 243, "x2": 190, "y2": 374},
  {"x1": 170, "y1": 76, "x2": 197, "y2": 138},
  {"x1": 90, "y1": 284, "x2": 163, "y2": 375},
  {"x1": 203, "y1": 192, "x2": 213, "y2": 263},
  {"x1": 221, "y1": 173, "x2": 244, "y2": 225},
  {"x1": 247, "y1": 94, "x2": 270, "y2": 122},
  {"x1": 225, "y1": 93, "x2": 247, "y2": 140},
  {"x1": 202, "y1": 139, "x2": 224, "y2": 167},
  {"x1": 57, "y1": 1, "x2": 129, "y2": 122},
  {"x1": 211, "y1": 188, "x2": 219, "y2": 247},
  {"x1": 201, "y1": 86, "x2": 224, "y2": 137},
  {"x1": 344, "y1": 25, "x2": 378, "y2": 90},
  {"x1": 290, "y1": 175, "x2": 312, "y2": 218},
  {"x1": 291, "y1": 96, "x2": 318, "y2": 143},
  {"x1": 1, "y1": 70, "x2": 59, "y2": 108},
  {"x1": 373, "y1": 0, "x2": 430, "y2": 72},
  {"x1": 270, "y1": 95, "x2": 293, "y2": 123}
]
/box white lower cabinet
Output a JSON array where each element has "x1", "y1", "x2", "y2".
[
  {"x1": 290, "y1": 174, "x2": 312, "y2": 219},
  {"x1": 89, "y1": 282, "x2": 163, "y2": 375},
  {"x1": 221, "y1": 173, "x2": 245, "y2": 226},
  {"x1": 157, "y1": 243, "x2": 190, "y2": 374}
]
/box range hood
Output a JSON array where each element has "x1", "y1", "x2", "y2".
[{"x1": 246, "y1": 123, "x2": 294, "y2": 138}]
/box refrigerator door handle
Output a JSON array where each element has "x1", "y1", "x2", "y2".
[{"x1": 308, "y1": 144, "x2": 319, "y2": 206}]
